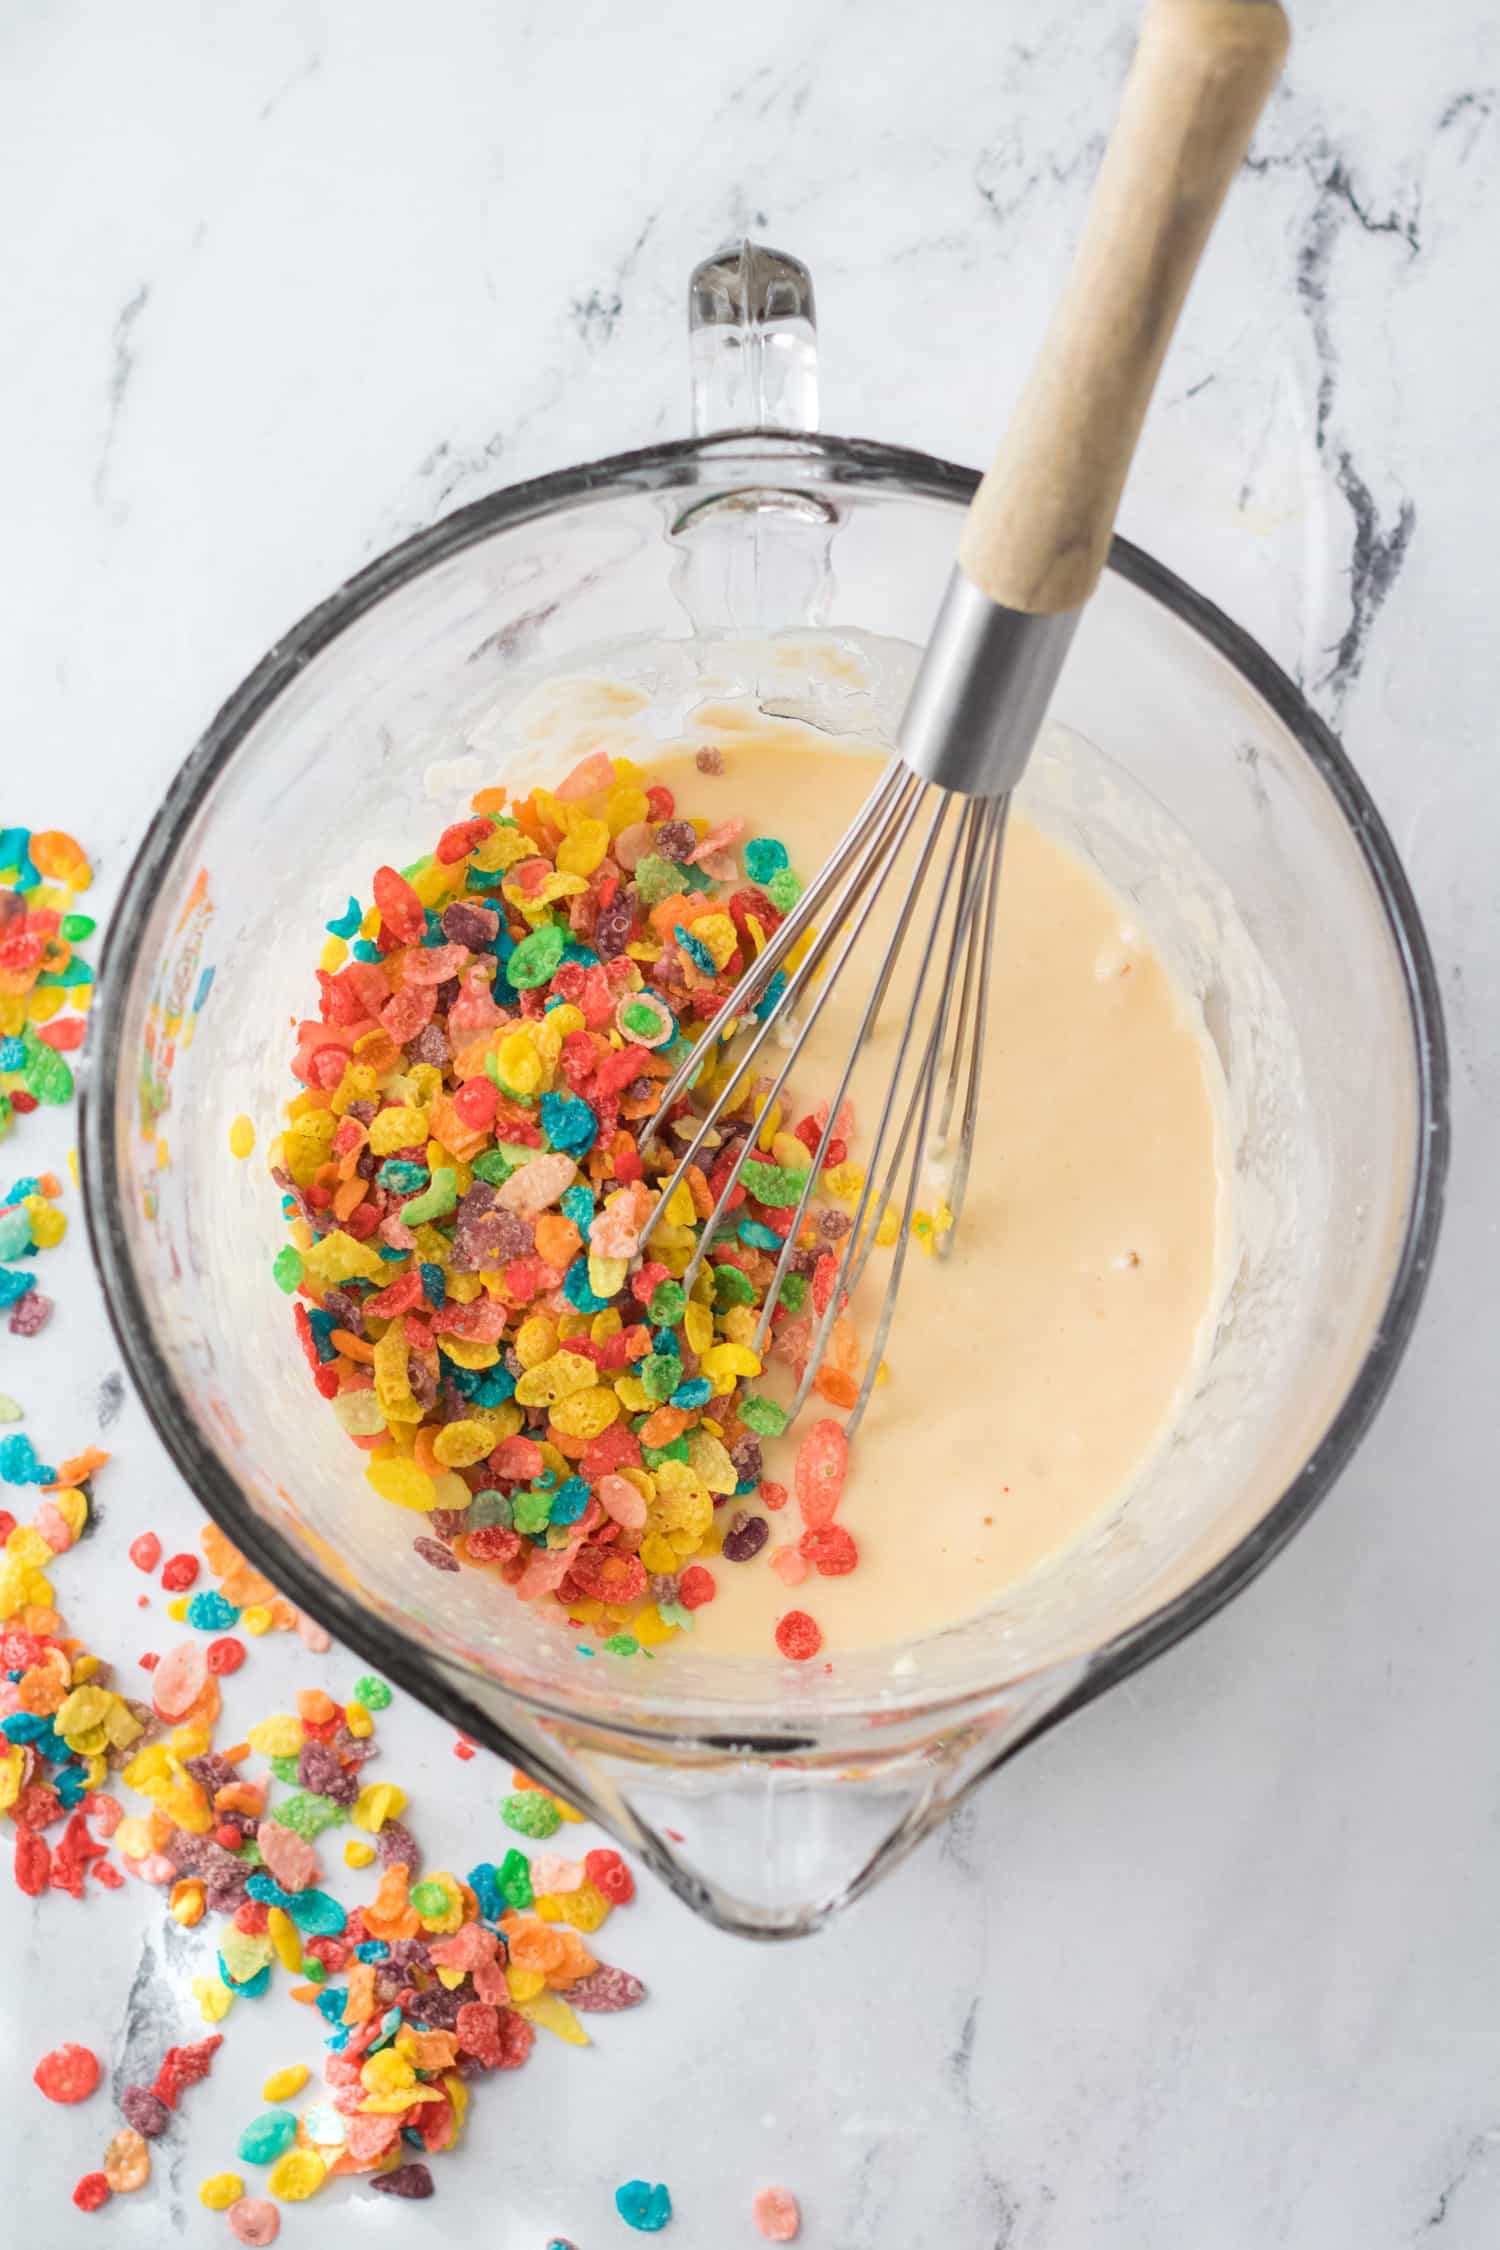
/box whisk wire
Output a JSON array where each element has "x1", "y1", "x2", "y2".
[
  {"x1": 640, "y1": 766, "x2": 925, "y2": 1265},
  {"x1": 780, "y1": 790, "x2": 999, "y2": 1433},
  {"x1": 671, "y1": 772, "x2": 933, "y2": 1303},
  {"x1": 746, "y1": 783, "x2": 962, "y2": 1353}
]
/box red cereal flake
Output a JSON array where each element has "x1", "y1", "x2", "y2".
[
  {"x1": 798, "y1": 1524, "x2": 858, "y2": 1576},
  {"x1": 372, "y1": 864, "x2": 425, "y2": 943},
  {"x1": 584, "y1": 1848, "x2": 635, "y2": 1904},
  {"x1": 34, "y1": 2042, "x2": 101, "y2": 2103},
  {"x1": 793, "y1": 1420, "x2": 847, "y2": 1530},
  {"x1": 759, "y1": 1481, "x2": 788, "y2": 1512},
  {"x1": 150, "y1": 2034, "x2": 221, "y2": 2110},
  {"x1": 206, "y1": 1636, "x2": 246, "y2": 1674},
  {"x1": 752, "y1": 2185, "x2": 802, "y2": 2241},
  {"x1": 72, "y1": 2173, "x2": 111, "y2": 2212},
  {"x1": 128, "y1": 1531, "x2": 162, "y2": 1572},
  {"x1": 159, "y1": 1552, "x2": 199, "y2": 1592},
  {"x1": 677, "y1": 1563, "x2": 717, "y2": 1609},
  {"x1": 774, "y1": 1610, "x2": 823, "y2": 1662},
  {"x1": 13, "y1": 1824, "x2": 49, "y2": 1895}
]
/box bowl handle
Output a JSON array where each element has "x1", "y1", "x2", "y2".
[{"x1": 688, "y1": 241, "x2": 819, "y2": 437}]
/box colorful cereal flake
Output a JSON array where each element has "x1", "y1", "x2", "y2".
[
  {"x1": 0, "y1": 826, "x2": 96, "y2": 1143},
  {"x1": 263, "y1": 753, "x2": 907, "y2": 1659}
]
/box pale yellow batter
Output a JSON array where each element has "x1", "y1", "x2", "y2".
[{"x1": 630, "y1": 729, "x2": 1229, "y2": 1658}]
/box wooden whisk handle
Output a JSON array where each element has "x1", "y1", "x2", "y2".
[{"x1": 958, "y1": 0, "x2": 1289, "y2": 617}]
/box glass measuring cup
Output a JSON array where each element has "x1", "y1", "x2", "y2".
[{"x1": 83, "y1": 245, "x2": 1448, "y2": 1937}]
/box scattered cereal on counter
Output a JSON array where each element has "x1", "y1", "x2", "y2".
[{"x1": 615, "y1": 2178, "x2": 674, "y2": 2232}]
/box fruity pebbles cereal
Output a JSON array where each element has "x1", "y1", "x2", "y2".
[{"x1": 267, "y1": 749, "x2": 898, "y2": 1659}]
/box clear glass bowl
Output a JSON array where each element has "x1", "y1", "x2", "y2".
[{"x1": 83, "y1": 247, "x2": 1448, "y2": 1935}]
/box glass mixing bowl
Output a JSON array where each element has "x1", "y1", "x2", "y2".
[{"x1": 83, "y1": 246, "x2": 1448, "y2": 1936}]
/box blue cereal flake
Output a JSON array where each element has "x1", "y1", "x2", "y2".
[
  {"x1": 615, "y1": 2180, "x2": 673, "y2": 2233},
  {"x1": 673, "y1": 922, "x2": 716, "y2": 976},
  {"x1": 186, "y1": 1588, "x2": 240, "y2": 1632},
  {"x1": 668, "y1": 1377, "x2": 712, "y2": 1411},
  {"x1": 217, "y1": 1952, "x2": 272, "y2": 1998},
  {"x1": 0, "y1": 1266, "x2": 37, "y2": 1307},
  {"x1": 286, "y1": 1886, "x2": 347, "y2": 1936},
  {"x1": 548, "y1": 1476, "x2": 590, "y2": 1526},
  {"x1": 315, "y1": 1985, "x2": 349, "y2": 2026},
  {"x1": 752, "y1": 969, "x2": 788, "y2": 1022},
  {"x1": 559, "y1": 1183, "x2": 595, "y2": 1234},
  {"x1": 0, "y1": 1430, "x2": 54, "y2": 1484},
  {"x1": 562, "y1": 1258, "x2": 613, "y2": 1314},
  {"x1": 238, "y1": 2109, "x2": 299, "y2": 2164},
  {"x1": 0, "y1": 1207, "x2": 31, "y2": 1259},
  {"x1": 737, "y1": 1217, "x2": 785, "y2": 1252},
  {"x1": 419, "y1": 1261, "x2": 446, "y2": 1308},
  {"x1": 325, "y1": 895, "x2": 363, "y2": 939},
  {"x1": 539, "y1": 1090, "x2": 597, "y2": 1157},
  {"x1": 744, "y1": 837, "x2": 789, "y2": 884},
  {"x1": 466, "y1": 1860, "x2": 503, "y2": 1920}
]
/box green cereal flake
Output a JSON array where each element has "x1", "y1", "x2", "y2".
[
  {"x1": 777, "y1": 1271, "x2": 808, "y2": 1313},
  {"x1": 632, "y1": 853, "x2": 678, "y2": 906},
  {"x1": 506, "y1": 924, "x2": 566, "y2": 989},
  {"x1": 275, "y1": 1791, "x2": 346, "y2": 1839},
  {"x1": 271, "y1": 1245, "x2": 304, "y2": 1293},
  {"x1": 602, "y1": 1634, "x2": 641, "y2": 1657},
  {"x1": 737, "y1": 1394, "x2": 788, "y2": 1436},
  {"x1": 498, "y1": 1847, "x2": 534, "y2": 1909},
  {"x1": 648, "y1": 1280, "x2": 686, "y2": 1326},
  {"x1": 740, "y1": 1159, "x2": 803, "y2": 1208},
  {"x1": 766, "y1": 867, "x2": 803, "y2": 912},
  {"x1": 501, "y1": 1790, "x2": 561, "y2": 1840},
  {"x1": 712, "y1": 1264, "x2": 755, "y2": 1307},
  {"x1": 353, "y1": 1674, "x2": 392, "y2": 1709},
  {"x1": 399, "y1": 1165, "x2": 457, "y2": 1225},
  {"x1": 469, "y1": 1149, "x2": 515, "y2": 1187}
]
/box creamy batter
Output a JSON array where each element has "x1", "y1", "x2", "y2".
[{"x1": 629, "y1": 723, "x2": 1229, "y2": 1658}]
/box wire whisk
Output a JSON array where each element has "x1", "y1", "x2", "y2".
[
  {"x1": 638, "y1": 759, "x2": 1006, "y2": 1437},
  {"x1": 640, "y1": 0, "x2": 1287, "y2": 1439}
]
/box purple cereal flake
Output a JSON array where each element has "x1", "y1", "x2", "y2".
[
  {"x1": 375, "y1": 1818, "x2": 419, "y2": 1871},
  {"x1": 320, "y1": 1287, "x2": 365, "y2": 1338},
  {"x1": 729, "y1": 1435, "x2": 763, "y2": 1485},
  {"x1": 346, "y1": 1099, "x2": 378, "y2": 1126},
  {"x1": 406, "y1": 1983, "x2": 466, "y2": 2029},
  {"x1": 120, "y1": 2085, "x2": 171, "y2": 2139},
  {"x1": 184, "y1": 1751, "x2": 238, "y2": 1797},
  {"x1": 441, "y1": 901, "x2": 499, "y2": 950},
  {"x1": 817, "y1": 1207, "x2": 852, "y2": 1243},
  {"x1": 593, "y1": 897, "x2": 635, "y2": 958},
  {"x1": 354, "y1": 1147, "x2": 379, "y2": 1181},
  {"x1": 385, "y1": 1936, "x2": 433, "y2": 1973},
  {"x1": 721, "y1": 1512, "x2": 769, "y2": 1564},
  {"x1": 407, "y1": 1020, "x2": 450, "y2": 1069},
  {"x1": 373, "y1": 1963, "x2": 409, "y2": 2007},
  {"x1": 695, "y1": 745, "x2": 725, "y2": 774},
  {"x1": 646, "y1": 1572, "x2": 680, "y2": 1605},
  {"x1": 408, "y1": 1355, "x2": 439, "y2": 1412},
  {"x1": 428, "y1": 1507, "x2": 468, "y2": 1541},
  {"x1": 368, "y1": 2162, "x2": 435, "y2": 2200},
  {"x1": 567, "y1": 1963, "x2": 647, "y2": 2012},
  {"x1": 414, "y1": 1536, "x2": 460, "y2": 1573},
  {"x1": 433, "y1": 976, "x2": 462, "y2": 1013},
  {"x1": 652, "y1": 819, "x2": 697, "y2": 862},
  {"x1": 298, "y1": 1740, "x2": 359, "y2": 1804},
  {"x1": 330, "y1": 1723, "x2": 379, "y2": 1767},
  {"x1": 9, "y1": 1290, "x2": 53, "y2": 1337}
]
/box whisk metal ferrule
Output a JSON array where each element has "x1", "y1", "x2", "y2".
[{"x1": 899, "y1": 566, "x2": 1078, "y2": 799}]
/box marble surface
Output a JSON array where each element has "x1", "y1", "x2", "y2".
[{"x1": 3, "y1": 0, "x2": 1498, "y2": 2241}]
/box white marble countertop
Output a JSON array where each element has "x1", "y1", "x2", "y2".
[{"x1": 3, "y1": 0, "x2": 1497, "y2": 2241}]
